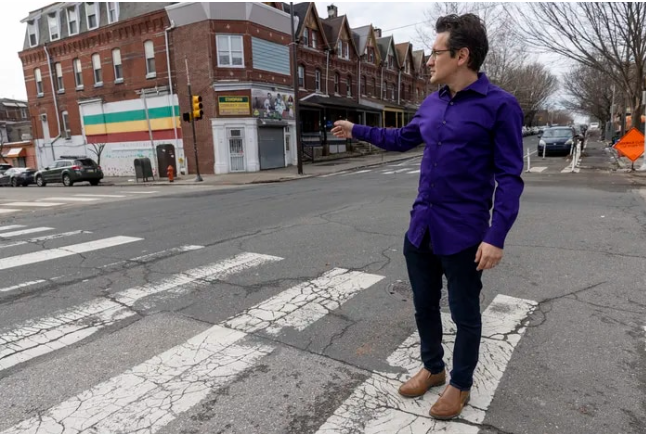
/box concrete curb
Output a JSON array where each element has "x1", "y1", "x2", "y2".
[{"x1": 100, "y1": 152, "x2": 423, "y2": 188}]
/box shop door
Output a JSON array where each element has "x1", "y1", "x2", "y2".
[{"x1": 258, "y1": 127, "x2": 285, "y2": 170}]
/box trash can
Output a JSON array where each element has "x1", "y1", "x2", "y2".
[{"x1": 134, "y1": 157, "x2": 155, "y2": 182}]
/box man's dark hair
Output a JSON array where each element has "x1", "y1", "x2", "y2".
[{"x1": 435, "y1": 13, "x2": 488, "y2": 71}]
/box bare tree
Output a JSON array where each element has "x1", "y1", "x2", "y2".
[
  {"x1": 414, "y1": 2, "x2": 526, "y2": 88},
  {"x1": 88, "y1": 142, "x2": 106, "y2": 166},
  {"x1": 503, "y1": 63, "x2": 559, "y2": 125},
  {"x1": 560, "y1": 64, "x2": 615, "y2": 128},
  {"x1": 513, "y1": 2, "x2": 646, "y2": 132}
]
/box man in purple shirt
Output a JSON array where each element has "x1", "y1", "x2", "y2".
[{"x1": 332, "y1": 13, "x2": 524, "y2": 420}]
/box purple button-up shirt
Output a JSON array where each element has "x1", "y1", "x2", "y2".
[{"x1": 352, "y1": 73, "x2": 524, "y2": 255}]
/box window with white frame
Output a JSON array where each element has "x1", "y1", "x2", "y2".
[
  {"x1": 337, "y1": 40, "x2": 343, "y2": 57},
  {"x1": 391, "y1": 84, "x2": 395, "y2": 100},
  {"x1": 298, "y1": 65, "x2": 304, "y2": 88},
  {"x1": 48, "y1": 12, "x2": 60, "y2": 41},
  {"x1": 107, "y1": 2, "x2": 119, "y2": 24},
  {"x1": 55, "y1": 62, "x2": 64, "y2": 92},
  {"x1": 346, "y1": 76, "x2": 352, "y2": 97},
  {"x1": 67, "y1": 6, "x2": 79, "y2": 35},
  {"x1": 21, "y1": 108, "x2": 27, "y2": 119},
  {"x1": 144, "y1": 40, "x2": 156, "y2": 77},
  {"x1": 62, "y1": 111, "x2": 71, "y2": 139},
  {"x1": 382, "y1": 81, "x2": 387, "y2": 99},
  {"x1": 315, "y1": 69, "x2": 321, "y2": 92},
  {"x1": 73, "y1": 58, "x2": 83, "y2": 88},
  {"x1": 34, "y1": 68, "x2": 43, "y2": 96},
  {"x1": 311, "y1": 31, "x2": 317, "y2": 49},
  {"x1": 92, "y1": 53, "x2": 103, "y2": 85},
  {"x1": 112, "y1": 48, "x2": 123, "y2": 82},
  {"x1": 86, "y1": 2, "x2": 98, "y2": 30},
  {"x1": 27, "y1": 20, "x2": 38, "y2": 47},
  {"x1": 334, "y1": 73, "x2": 339, "y2": 94},
  {"x1": 216, "y1": 35, "x2": 244, "y2": 67}
]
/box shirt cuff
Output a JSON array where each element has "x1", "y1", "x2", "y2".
[
  {"x1": 483, "y1": 227, "x2": 506, "y2": 250},
  {"x1": 352, "y1": 124, "x2": 369, "y2": 141}
]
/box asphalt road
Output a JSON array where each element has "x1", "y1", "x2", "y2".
[{"x1": 0, "y1": 140, "x2": 644, "y2": 434}]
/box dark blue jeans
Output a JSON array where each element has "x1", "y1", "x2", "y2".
[{"x1": 403, "y1": 231, "x2": 483, "y2": 391}]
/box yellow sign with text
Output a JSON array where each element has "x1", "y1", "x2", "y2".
[{"x1": 218, "y1": 96, "x2": 250, "y2": 116}]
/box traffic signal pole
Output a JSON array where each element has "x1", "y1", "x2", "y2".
[{"x1": 185, "y1": 58, "x2": 203, "y2": 182}]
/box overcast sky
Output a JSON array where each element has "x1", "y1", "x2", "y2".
[{"x1": 0, "y1": 2, "x2": 569, "y2": 105}]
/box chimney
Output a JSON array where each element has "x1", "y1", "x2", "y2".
[
  {"x1": 327, "y1": 4, "x2": 338, "y2": 18},
  {"x1": 374, "y1": 27, "x2": 382, "y2": 38}
]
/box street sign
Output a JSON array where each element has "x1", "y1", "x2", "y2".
[{"x1": 613, "y1": 127, "x2": 645, "y2": 162}]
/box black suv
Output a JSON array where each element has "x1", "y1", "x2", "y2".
[{"x1": 35, "y1": 156, "x2": 104, "y2": 187}]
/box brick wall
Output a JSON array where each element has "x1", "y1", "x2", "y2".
[{"x1": 19, "y1": 10, "x2": 171, "y2": 141}]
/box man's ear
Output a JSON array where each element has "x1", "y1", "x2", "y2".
[{"x1": 457, "y1": 47, "x2": 470, "y2": 67}]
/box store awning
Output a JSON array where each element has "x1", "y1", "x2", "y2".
[
  {"x1": 2, "y1": 147, "x2": 25, "y2": 158},
  {"x1": 303, "y1": 95, "x2": 382, "y2": 113}
]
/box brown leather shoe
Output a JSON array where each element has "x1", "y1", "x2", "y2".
[
  {"x1": 398, "y1": 367, "x2": 446, "y2": 398},
  {"x1": 429, "y1": 384, "x2": 470, "y2": 420}
]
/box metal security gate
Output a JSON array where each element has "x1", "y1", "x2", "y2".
[
  {"x1": 228, "y1": 128, "x2": 245, "y2": 172},
  {"x1": 258, "y1": 127, "x2": 285, "y2": 170}
]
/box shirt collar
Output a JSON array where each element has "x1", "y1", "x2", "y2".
[{"x1": 439, "y1": 72, "x2": 490, "y2": 97}]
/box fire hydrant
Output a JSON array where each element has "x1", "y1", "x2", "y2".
[{"x1": 167, "y1": 165, "x2": 174, "y2": 182}]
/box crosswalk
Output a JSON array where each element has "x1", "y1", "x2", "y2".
[
  {"x1": 0, "y1": 222, "x2": 538, "y2": 433},
  {"x1": 0, "y1": 191, "x2": 161, "y2": 215}
]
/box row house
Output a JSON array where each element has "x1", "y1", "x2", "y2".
[
  {"x1": 286, "y1": 2, "x2": 431, "y2": 152},
  {"x1": 20, "y1": 2, "x2": 296, "y2": 176},
  {"x1": 0, "y1": 98, "x2": 35, "y2": 168}
]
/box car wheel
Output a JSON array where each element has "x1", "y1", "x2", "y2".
[
  {"x1": 36, "y1": 176, "x2": 46, "y2": 187},
  {"x1": 90, "y1": 180, "x2": 100, "y2": 186},
  {"x1": 11, "y1": 178, "x2": 18, "y2": 187},
  {"x1": 62, "y1": 174, "x2": 73, "y2": 187}
]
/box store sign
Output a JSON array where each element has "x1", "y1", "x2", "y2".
[{"x1": 218, "y1": 96, "x2": 250, "y2": 116}]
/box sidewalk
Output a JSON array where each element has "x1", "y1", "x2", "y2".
[{"x1": 102, "y1": 150, "x2": 424, "y2": 187}]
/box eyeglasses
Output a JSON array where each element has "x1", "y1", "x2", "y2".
[{"x1": 430, "y1": 49, "x2": 452, "y2": 58}]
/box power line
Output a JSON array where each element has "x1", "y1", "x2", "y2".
[{"x1": 382, "y1": 21, "x2": 427, "y2": 32}]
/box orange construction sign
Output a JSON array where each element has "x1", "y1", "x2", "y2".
[{"x1": 614, "y1": 128, "x2": 645, "y2": 162}]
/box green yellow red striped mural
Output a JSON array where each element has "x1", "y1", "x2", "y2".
[{"x1": 83, "y1": 105, "x2": 182, "y2": 143}]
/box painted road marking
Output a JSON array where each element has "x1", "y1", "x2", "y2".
[
  {"x1": 0, "y1": 225, "x2": 26, "y2": 232},
  {"x1": 0, "y1": 202, "x2": 64, "y2": 207},
  {"x1": 119, "y1": 191, "x2": 159, "y2": 194},
  {"x1": 1, "y1": 268, "x2": 384, "y2": 433},
  {"x1": 0, "y1": 280, "x2": 47, "y2": 294},
  {"x1": 0, "y1": 230, "x2": 92, "y2": 250},
  {"x1": 0, "y1": 252, "x2": 283, "y2": 372},
  {"x1": 315, "y1": 294, "x2": 537, "y2": 434},
  {"x1": 0, "y1": 236, "x2": 142, "y2": 271},
  {"x1": 0, "y1": 209, "x2": 20, "y2": 215},
  {"x1": 0, "y1": 227, "x2": 54, "y2": 238},
  {"x1": 42, "y1": 197, "x2": 100, "y2": 202},
  {"x1": 529, "y1": 166, "x2": 548, "y2": 173},
  {"x1": 75, "y1": 194, "x2": 127, "y2": 198}
]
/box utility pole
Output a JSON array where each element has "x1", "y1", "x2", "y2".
[
  {"x1": 185, "y1": 57, "x2": 203, "y2": 182},
  {"x1": 290, "y1": 2, "x2": 303, "y2": 175}
]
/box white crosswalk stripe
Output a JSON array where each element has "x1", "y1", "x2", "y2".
[
  {"x1": 0, "y1": 227, "x2": 53, "y2": 238},
  {"x1": 40, "y1": 197, "x2": 101, "y2": 202},
  {"x1": 0, "y1": 226, "x2": 538, "y2": 433},
  {"x1": 316, "y1": 295, "x2": 537, "y2": 433}
]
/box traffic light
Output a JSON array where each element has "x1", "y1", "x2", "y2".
[{"x1": 192, "y1": 95, "x2": 203, "y2": 120}]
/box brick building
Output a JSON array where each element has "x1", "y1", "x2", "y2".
[
  {"x1": 285, "y1": 3, "x2": 430, "y2": 155},
  {"x1": 19, "y1": 2, "x2": 183, "y2": 177},
  {"x1": 0, "y1": 98, "x2": 35, "y2": 168},
  {"x1": 167, "y1": 2, "x2": 297, "y2": 174},
  {"x1": 18, "y1": 2, "x2": 431, "y2": 176}
]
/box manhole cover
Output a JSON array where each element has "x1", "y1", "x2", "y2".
[{"x1": 386, "y1": 280, "x2": 448, "y2": 307}]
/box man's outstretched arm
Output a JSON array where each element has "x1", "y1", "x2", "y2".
[{"x1": 331, "y1": 114, "x2": 423, "y2": 153}]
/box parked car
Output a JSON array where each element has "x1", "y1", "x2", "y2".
[
  {"x1": 0, "y1": 167, "x2": 36, "y2": 187},
  {"x1": 537, "y1": 126, "x2": 577, "y2": 156},
  {"x1": 0, "y1": 163, "x2": 12, "y2": 175},
  {"x1": 35, "y1": 156, "x2": 103, "y2": 187}
]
